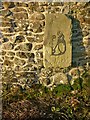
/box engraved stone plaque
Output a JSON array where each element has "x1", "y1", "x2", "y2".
[{"x1": 43, "y1": 13, "x2": 72, "y2": 68}]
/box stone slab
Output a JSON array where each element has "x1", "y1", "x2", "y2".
[{"x1": 43, "y1": 13, "x2": 72, "y2": 68}]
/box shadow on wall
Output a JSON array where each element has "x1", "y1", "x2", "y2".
[{"x1": 67, "y1": 15, "x2": 86, "y2": 67}]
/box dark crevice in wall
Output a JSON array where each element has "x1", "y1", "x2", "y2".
[
  {"x1": 71, "y1": 18, "x2": 86, "y2": 67},
  {"x1": 66, "y1": 15, "x2": 86, "y2": 67}
]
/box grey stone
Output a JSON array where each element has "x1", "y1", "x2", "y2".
[
  {"x1": 69, "y1": 68, "x2": 80, "y2": 79},
  {"x1": 50, "y1": 72, "x2": 68, "y2": 86},
  {"x1": 43, "y1": 13, "x2": 72, "y2": 68}
]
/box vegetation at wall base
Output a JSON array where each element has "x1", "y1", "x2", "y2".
[{"x1": 2, "y1": 71, "x2": 90, "y2": 120}]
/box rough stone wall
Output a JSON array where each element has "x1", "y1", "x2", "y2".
[{"x1": 1, "y1": 2, "x2": 90, "y2": 88}]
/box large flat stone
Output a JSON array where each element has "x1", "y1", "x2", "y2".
[{"x1": 43, "y1": 13, "x2": 72, "y2": 68}]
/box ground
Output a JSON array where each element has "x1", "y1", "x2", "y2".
[{"x1": 2, "y1": 69, "x2": 90, "y2": 120}]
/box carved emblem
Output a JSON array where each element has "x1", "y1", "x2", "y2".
[{"x1": 51, "y1": 31, "x2": 66, "y2": 56}]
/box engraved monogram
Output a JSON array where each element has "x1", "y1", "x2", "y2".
[{"x1": 51, "y1": 31, "x2": 66, "y2": 56}]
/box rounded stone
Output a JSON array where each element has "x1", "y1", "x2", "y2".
[
  {"x1": 36, "y1": 6, "x2": 45, "y2": 12},
  {"x1": 3, "y1": 38, "x2": 9, "y2": 43},
  {"x1": 2, "y1": 21, "x2": 11, "y2": 27},
  {"x1": 4, "y1": 60, "x2": 14, "y2": 67},
  {"x1": 0, "y1": 57, "x2": 3, "y2": 63},
  {"x1": 8, "y1": 27, "x2": 15, "y2": 33},
  {"x1": 2, "y1": 50, "x2": 6, "y2": 56},
  {"x1": 69, "y1": 68, "x2": 80, "y2": 79},
  {"x1": 14, "y1": 58, "x2": 26, "y2": 66},
  {"x1": 7, "y1": 52, "x2": 15, "y2": 57},
  {"x1": 31, "y1": 21, "x2": 41, "y2": 31},
  {"x1": 36, "y1": 59, "x2": 43, "y2": 68},
  {"x1": 26, "y1": 43, "x2": 32, "y2": 51},
  {"x1": 40, "y1": 21, "x2": 45, "y2": 27},
  {"x1": 34, "y1": 44, "x2": 43, "y2": 50},
  {"x1": 3, "y1": 2, "x2": 10, "y2": 9},
  {"x1": 82, "y1": 31, "x2": 89, "y2": 37},
  {"x1": 53, "y1": 2, "x2": 63, "y2": 6},
  {"x1": 36, "y1": 28, "x2": 42, "y2": 33},
  {"x1": 37, "y1": 52, "x2": 43, "y2": 58},
  {"x1": 1, "y1": 27, "x2": 11, "y2": 33},
  {"x1": 78, "y1": 66, "x2": 85, "y2": 76},
  {"x1": 16, "y1": 52, "x2": 27, "y2": 59},
  {"x1": 2, "y1": 43, "x2": 14, "y2": 50},
  {"x1": 27, "y1": 53, "x2": 35, "y2": 62},
  {"x1": 13, "y1": 12, "x2": 28, "y2": 20},
  {"x1": 34, "y1": 34, "x2": 44, "y2": 43},
  {"x1": 14, "y1": 66, "x2": 22, "y2": 71},
  {"x1": 8, "y1": 2, "x2": 15, "y2": 8},
  {"x1": 2, "y1": 9, "x2": 13, "y2": 17},
  {"x1": 39, "y1": 77, "x2": 49, "y2": 87},
  {"x1": 27, "y1": 37, "x2": 35, "y2": 42},
  {"x1": 36, "y1": 14, "x2": 45, "y2": 20},
  {"x1": 86, "y1": 7, "x2": 90, "y2": 14},
  {"x1": 15, "y1": 35, "x2": 25, "y2": 43},
  {"x1": 85, "y1": 17, "x2": 90, "y2": 24},
  {"x1": 15, "y1": 2, "x2": 28, "y2": 7},
  {"x1": 5, "y1": 55, "x2": 14, "y2": 61},
  {"x1": 50, "y1": 72, "x2": 68, "y2": 85},
  {"x1": 15, "y1": 43, "x2": 32, "y2": 51},
  {"x1": 12, "y1": 7, "x2": 27, "y2": 12},
  {"x1": 31, "y1": 13, "x2": 45, "y2": 20}
]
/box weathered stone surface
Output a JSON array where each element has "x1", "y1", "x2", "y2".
[
  {"x1": 1, "y1": 9, "x2": 13, "y2": 17},
  {"x1": 13, "y1": 12, "x2": 28, "y2": 20},
  {"x1": 1, "y1": 27, "x2": 14, "y2": 33},
  {"x1": 12, "y1": 7, "x2": 27, "y2": 12},
  {"x1": 16, "y1": 52, "x2": 27, "y2": 59},
  {"x1": 31, "y1": 21, "x2": 42, "y2": 33},
  {"x1": 30, "y1": 13, "x2": 45, "y2": 20},
  {"x1": 43, "y1": 13, "x2": 72, "y2": 68},
  {"x1": 14, "y1": 58, "x2": 26, "y2": 66},
  {"x1": 2, "y1": 38, "x2": 9, "y2": 43},
  {"x1": 50, "y1": 72, "x2": 68, "y2": 85},
  {"x1": 39, "y1": 71, "x2": 68, "y2": 89},
  {"x1": 4, "y1": 60, "x2": 14, "y2": 67},
  {"x1": 2, "y1": 50, "x2": 6, "y2": 56},
  {"x1": 7, "y1": 52, "x2": 15, "y2": 57},
  {"x1": 15, "y1": 35, "x2": 25, "y2": 43},
  {"x1": 5, "y1": 55, "x2": 14, "y2": 60},
  {"x1": 14, "y1": 43, "x2": 32, "y2": 51},
  {"x1": 27, "y1": 37, "x2": 35, "y2": 42},
  {"x1": 34, "y1": 44, "x2": 43, "y2": 50},
  {"x1": 85, "y1": 17, "x2": 90, "y2": 24},
  {"x1": 2, "y1": 43, "x2": 14, "y2": 50},
  {"x1": 3, "y1": 2, "x2": 10, "y2": 9},
  {"x1": 2, "y1": 21, "x2": 11, "y2": 27},
  {"x1": 69, "y1": 68, "x2": 80, "y2": 79}
]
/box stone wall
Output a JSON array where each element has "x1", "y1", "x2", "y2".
[{"x1": 1, "y1": 2, "x2": 90, "y2": 89}]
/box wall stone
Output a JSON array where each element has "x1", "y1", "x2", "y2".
[{"x1": 43, "y1": 13, "x2": 72, "y2": 68}]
